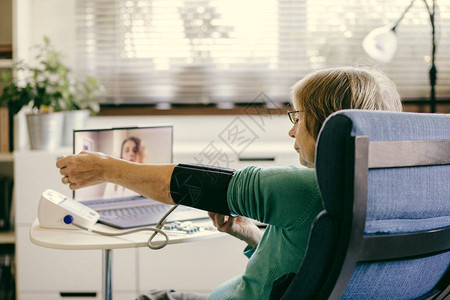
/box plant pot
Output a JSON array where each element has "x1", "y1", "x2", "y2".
[
  {"x1": 26, "y1": 112, "x2": 65, "y2": 150},
  {"x1": 27, "y1": 112, "x2": 64, "y2": 150},
  {"x1": 63, "y1": 109, "x2": 90, "y2": 146}
]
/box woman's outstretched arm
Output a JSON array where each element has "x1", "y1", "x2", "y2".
[{"x1": 56, "y1": 151, "x2": 176, "y2": 205}]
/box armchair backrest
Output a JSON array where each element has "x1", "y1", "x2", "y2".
[{"x1": 278, "y1": 110, "x2": 450, "y2": 300}]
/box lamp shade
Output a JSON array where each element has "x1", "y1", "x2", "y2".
[{"x1": 362, "y1": 26, "x2": 398, "y2": 63}]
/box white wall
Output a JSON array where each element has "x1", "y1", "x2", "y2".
[
  {"x1": 16, "y1": 0, "x2": 76, "y2": 68},
  {"x1": 84, "y1": 114, "x2": 299, "y2": 168},
  {"x1": 14, "y1": 0, "x2": 77, "y2": 150}
]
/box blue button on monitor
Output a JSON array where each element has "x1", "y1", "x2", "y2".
[{"x1": 63, "y1": 215, "x2": 74, "y2": 224}]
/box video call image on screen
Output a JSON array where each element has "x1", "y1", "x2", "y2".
[{"x1": 73, "y1": 126, "x2": 173, "y2": 201}]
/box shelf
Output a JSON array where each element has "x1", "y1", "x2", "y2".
[
  {"x1": 0, "y1": 231, "x2": 15, "y2": 244},
  {"x1": 0, "y1": 59, "x2": 12, "y2": 68},
  {"x1": 0, "y1": 152, "x2": 13, "y2": 162}
]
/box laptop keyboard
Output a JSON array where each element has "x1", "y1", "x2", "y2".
[
  {"x1": 80, "y1": 196, "x2": 208, "y2": 229},
  {"x1": 99, "y1": 204, "x2": 170, "y2": 219}
]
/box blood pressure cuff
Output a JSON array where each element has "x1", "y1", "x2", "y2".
[{"x1": 170, "y1": 163, "x2": 236, "y2": 215}]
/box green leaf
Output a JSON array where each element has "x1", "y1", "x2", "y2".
[{"x1": 1, "y1": 36, "x2": 102, "y2": 114}]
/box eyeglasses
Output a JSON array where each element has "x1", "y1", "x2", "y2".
[{"x1": 287, "y1": 110, "x2": 302, "y2": 124}]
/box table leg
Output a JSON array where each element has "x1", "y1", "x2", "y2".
[{"x1": 103, "y1": 249, "x2": 113, "y2": 300}]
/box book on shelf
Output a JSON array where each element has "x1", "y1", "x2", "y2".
[
  {"x1": 0, "y1": 177, "x2": 13, "y2": 232},
  {"x1": 0, "y1": 106, "x2": 9, "y2": 153},
  {"x1": 7, "y1": 186, "x2": 14, "y2": 233},
  {"x1": 0, "y1": 45, "x2": 12, "y2": 59},
  {"x1": 0, "y1": 245, "x2": 15, "y2": 300}
]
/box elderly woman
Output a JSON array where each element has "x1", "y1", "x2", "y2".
[{"x1": 56, "y1": 67, "x2": 402, "y2": 300}]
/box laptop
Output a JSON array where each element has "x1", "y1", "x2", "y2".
[{"x1": 73, "y1": 125, "x2": 208, "y2": 229}]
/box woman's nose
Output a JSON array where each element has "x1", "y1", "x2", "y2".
[{"x1": 288, "y1": 125, "x2": 296, "y2": 138}]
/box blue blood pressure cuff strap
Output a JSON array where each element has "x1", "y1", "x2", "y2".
[{"x1": 170, "y1": 163, "x2": 236, "y2": 215}]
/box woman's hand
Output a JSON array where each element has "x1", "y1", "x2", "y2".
[
  {"x1": 56, "y1": 151, "x2": 111, "y2": 190},
  {"x1": 208, "y1": 212, "x2": 262, "y2": 248}
]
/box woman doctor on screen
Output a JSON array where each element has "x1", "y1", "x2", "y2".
[
  {"x1": 120, "y1": 136, "x2": 146, "y2": 163},
  {"x1": 103, "y1": 136, "x2": 147, "y2": 198},
  {"x1": 56, "y1": 66, "x2": 402, "y2": 300}
]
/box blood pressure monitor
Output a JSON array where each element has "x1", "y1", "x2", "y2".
[{"x1": 38, "y1": 189, "x2": 100, "y2": 229}]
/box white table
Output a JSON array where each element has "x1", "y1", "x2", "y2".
[{"x1": 30, "y1": 218, "x2": 222, "y2": 300}]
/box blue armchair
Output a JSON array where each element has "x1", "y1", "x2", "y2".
[{"x1": 271, "y1": 110, "x2": 450, "y2": 299}]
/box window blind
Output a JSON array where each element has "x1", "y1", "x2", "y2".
[{"x1": 75, "y1": 0, "x2": 450, "y2": 105}]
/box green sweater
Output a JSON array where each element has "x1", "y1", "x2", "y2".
[{"x1": 208, "y1": 166, "x2": 323, "y2": 300}]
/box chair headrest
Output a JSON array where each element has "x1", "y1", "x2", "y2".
[{"x1": 315, "y1": 110, "x2": 450, "y2": 219}]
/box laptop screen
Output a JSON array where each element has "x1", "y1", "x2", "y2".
[{"x1": 73, "y1": 125, "x2": 173, "y2": 201}]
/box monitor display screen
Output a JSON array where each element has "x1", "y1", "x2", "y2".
[{"x1": 73, "y1": 125, "x2": 173, "y2": 201}]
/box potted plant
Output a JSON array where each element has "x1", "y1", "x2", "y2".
[{"x1": 0, "y1": 37, "x2": 102, "y2": 150}]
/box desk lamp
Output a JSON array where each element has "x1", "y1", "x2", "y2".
[{"x1": 362, "y1": 0, "x2": 438, "y2": 113}]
